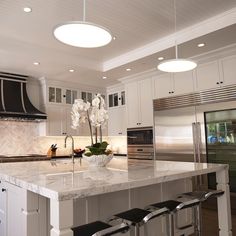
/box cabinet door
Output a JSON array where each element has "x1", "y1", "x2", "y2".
[
  {"x1": 47, "y1": 106, "x2": 66, "y2": 136},
  {"x1": 196, "y1": 61, "x2": 221, "y2": 91},
  {"x1": 126, "y1": 82, "x2": 140, "y2": 128},
  {"x1": 139, "y1": 79, "x2": 153, "y2": 127},
  {"x1": 0, "y1": 182, "x2": 6, "y2": 236},
  {"x1": 108, "y1": 107, "x2": 126, "y2": 136},
  {"x1": 66, "y1": 107, "x2": 79, "y2": 136},
  {"x1": 221, "y1": 55, "x2": 236, "y2": 86},
  {"x1": 154, "y1": 73, "x2": 173, "y2": 98},
  {"x1": 173, "y1": 71, "x2": 194, "y2": 95},
  {"x1": 6, "y1": 183, "x2": 25, "y2": 236},
  {"x1": 48, "y1": 87, "x2": 62, "y2": 103}
]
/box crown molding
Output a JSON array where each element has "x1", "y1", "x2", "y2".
[
  {"x1": 102, "y1": 7, "x2": 236, "y2": 72},
  {"x1": 114, "y1": 43, "x2": 236, "y2": 86}
]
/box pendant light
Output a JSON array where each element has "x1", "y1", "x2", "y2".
[
  {"x1": 53, "y1": 0, "x2": 112, "y2": 48},
  {"x1": 157, "y1": 0, "x2": 197, "y2": 72}
]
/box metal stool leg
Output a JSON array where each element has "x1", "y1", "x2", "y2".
[
  {"x1": 134, "y1": 225, "x2": 140, "y2": 236},
  {"x1": 165, "y1": 214, "x2": 171, "y2": 236},
  {"x1": 169, "y1": 213, "x2": 175, "y2": 236},
  {"x1": 195, "y1": 204, "x2": 202, "y2": 236}
]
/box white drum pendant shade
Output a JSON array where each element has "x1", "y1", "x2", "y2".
[
  {"x1": 157, "y1": 59, "x2": 197, "y2": 73},
  {"x1": 54, "y1": 21, "x2": 112, "y2": 48},
  {"x1": 157, "y1": 0, "x2": 197, "y2": 73}
]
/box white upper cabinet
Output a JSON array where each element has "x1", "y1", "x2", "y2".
[
  {"x1": 195, "y1": 61, "x2": 221, "y2": 91},
  {"x1": 221, "y1": 55, "x2": 236, "y2": 86},
  {"x1": 139, "y1": 79, "x2": 154, "y2": 127},
  {"x1": 46, "y1": 105, "x2": 79, "y2": 136},
  {"x1": 154, "y1": 74, "x2": 173, "y2": 98},
  {"x1": 48, "y1": 86, "x2": 78, "y2": 105},
  {"x1": 126, "y1": 78, "x2": 153, "y2": 128},
  {"x1": 108, "y1": 106, "x2": 126, "y2": 136},
  {"x1": 154, "y1": 71, "x2": 194, "y2": 98},
  {"x1": 126, "y1": 82, "x2": 139, "y2": 128},
  {"x1": 173, "y1": 71, "x2": 195, "y2": 95}
]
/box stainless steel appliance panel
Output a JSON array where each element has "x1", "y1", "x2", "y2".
[
  {"x1": 154, "y1": 106, "x2": 196, "y2": 162},
  {"x1": 127, "y1": 127, "x2": 154, "y2": 159},
  {"x1": 127, "y1": 127, "x2": 153, "y2": 145}
]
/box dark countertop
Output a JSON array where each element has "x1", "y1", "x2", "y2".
[
  {"x1": 0, "y1": 153, "x2": 127, "y2": 163},
  {"x1": 0, "y1": 154, "x2": 72, "y2": 163}
]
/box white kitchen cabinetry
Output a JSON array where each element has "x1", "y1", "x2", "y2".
[
  {"x1": 154, "y1": 73, "x2": 173, "y2": 98},
  {"x1": 173, "y1": 71, "x2": 195, "y2": 95},
  {"x1": 126, "y1": 78, "x2": 153, "y2": 128},
  {"x1": 195, "y1": 61, "x2": 222, "y2": 91},
  {"x1": 0, "y1": 181, "x2": 47, "y2": 236},
  {"x1": 108, "y1": 91, "x2": 125, "y2": 108},
  {"x1": 48, "y1": 86, "x2": 77, "y2": 105},
  {"x1": 46, "y1": 105, "x2": 79, "y2": 136},
  {"x1": 221, "y1": 55, "x2": 236, "y2": 86},
  {"x1": 154, "y1": 71, "x2": 194, "y2": 98},
  {"x1": 0, "y1": 181, "x2": 6, "y2": 236},
  {"x1": 108, "y1": 106, "x2": 126, "y2": 136}
]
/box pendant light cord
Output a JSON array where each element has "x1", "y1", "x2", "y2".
[
  {"x1": 174, "y1": 0, "x2": 178, "y2": 59},
  {"x1": 83, "y1": 0, "x2": 86, "y2": 22}
]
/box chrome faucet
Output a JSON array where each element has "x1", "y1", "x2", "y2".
[{"x1": 64, "y1": 135, "x2": 75, "y2": 164}]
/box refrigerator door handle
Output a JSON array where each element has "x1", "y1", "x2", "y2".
[
  {"x1": 192, "y1": 122, "x2": 197, "y2": 163},
  {"x1": 196, "y1": 122, "x2": 202, "y2": 163}
]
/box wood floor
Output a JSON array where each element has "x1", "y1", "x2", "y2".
[
  {"x1": 188, "y1": 202, "x2": 235, "y2": 236},
  {"x1": 200, "y1": 208, "x2": 236, "y2": 235}
]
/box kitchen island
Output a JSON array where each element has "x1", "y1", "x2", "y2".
[{"x1": 0, "y1": 158, "x2": 232, "y2": 236}]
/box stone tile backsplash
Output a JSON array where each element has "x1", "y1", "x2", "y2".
[{"x1": 0, "y1": 121, "x2": 127, "y2": 156}]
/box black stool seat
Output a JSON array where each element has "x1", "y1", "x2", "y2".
[
  {"x1": 72, "y1": 221, "x2": 129, "y2": 236},
  {"x1": 149, "y1": 200, "x2": 181, "y2": 212},
  {"x1": 114, "y1": 208, "x2": 152, "y2": 224},
  {"x1": 179, "y1": 190, "x2": 224, "y2": 201}
]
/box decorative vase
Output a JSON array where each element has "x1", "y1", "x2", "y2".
[{"x1": 82, "y1": 153, "x2": 113, "y2": 167}]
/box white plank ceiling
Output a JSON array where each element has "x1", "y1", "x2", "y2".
[{"x1": 0, "y1": 0, "x2": 236, "y2": 87}]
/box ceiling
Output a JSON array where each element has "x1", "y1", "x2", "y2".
[{"x1": 0, "y1": 0, "x2": 236, "y2": 88}]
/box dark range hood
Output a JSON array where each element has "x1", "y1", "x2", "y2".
[{"x1": 0, "y1": 72, "x2": 47, "y2": 120}]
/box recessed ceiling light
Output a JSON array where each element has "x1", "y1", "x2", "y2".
[
  {"x1": 69, "y1": 69, "x2": 75, "y2": 72},
  {"x1": 158, "y1": 57, "x2": 164, "y2": 61},
  {"x1": 198, "y1": 43, "x2": 205, "y2": 48},
  {"x1": 102, "y1": 76, "x2": 107, "y2": 79},
  {"x1": 113, "y1": 36, "x2": 116, "y2": 40},
  {"x1": 126, "y1": 68, "x2": 131, "y2": 71},
  {"x1": 33, "y1": 62, "x2": 40, "y2": 66},
  {"x1": 23, "y1": 7, "x2": 32, "y2": 13}
]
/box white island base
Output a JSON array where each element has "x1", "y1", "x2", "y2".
[{"x1": 0, "y1": 159, "x2": 232, "y2": 236}]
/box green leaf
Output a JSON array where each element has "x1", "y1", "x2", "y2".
[{"x1": 100, "y1": 141, "x2": 109, "y2": 149}]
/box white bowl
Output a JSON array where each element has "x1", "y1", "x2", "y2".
[{"x1": 82, "y1": 153, "x2": 113, "y2": 167}]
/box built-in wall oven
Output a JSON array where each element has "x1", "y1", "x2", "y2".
[{"x1": 127, "y1": 127, "x2": 154, "y2": 159}]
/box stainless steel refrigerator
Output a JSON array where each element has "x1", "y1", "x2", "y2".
[{"x1": 153, "y1": 85, "x2": 236, "y2": 193}]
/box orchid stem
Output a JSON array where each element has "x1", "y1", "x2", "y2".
[
  {"x1": 100, "y1": 126, "x2": 102, "y2": 143},
  {"x1": 95, "y1": 127, "x2": 98, "y2": 143},
  {"x1": 87, "y1": 110, "x2": 94, "y2": 145}
]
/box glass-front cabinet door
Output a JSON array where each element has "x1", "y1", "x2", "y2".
[
  {"x1": 65, "y1": 89, "x2": 77, "y2": 104},
  {"x1": 108, "y1": 91, "x2": 125, "y2": 108},
  {"x1": 205, "y1": 108, "x2": 236, "y2": 192},
  {"x1": 49, "y1": 87, "x2": 62, "y2": 103}
]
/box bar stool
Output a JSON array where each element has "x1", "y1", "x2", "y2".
[
  {"x1": 108, "y1": 207, "x2": 170, "y2": 236},
  {"x1": 72, "y1": 220, "x2": 130, "y2": 236},
  {"x1": 146, "y1": 198, "x2": 201, "y2": 236},
  {"x1": 177, "y1": 189, "x2": 224, "y2": 236}
]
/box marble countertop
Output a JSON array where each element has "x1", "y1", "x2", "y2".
[{"x1": 0, "y1": 158, "x2": 228, "y2": 201}]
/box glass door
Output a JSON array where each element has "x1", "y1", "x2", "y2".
[{"x1": 205, "y1": 108, "x2": 236, "y2": 192}]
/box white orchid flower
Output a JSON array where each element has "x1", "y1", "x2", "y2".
[{"x1": 71, "y1": 93, "x2": 109, "y2": 144}]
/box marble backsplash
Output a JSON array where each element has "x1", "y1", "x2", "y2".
[{"x1": 0, "y1": 121, "x2": 127, "y2": 156}]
